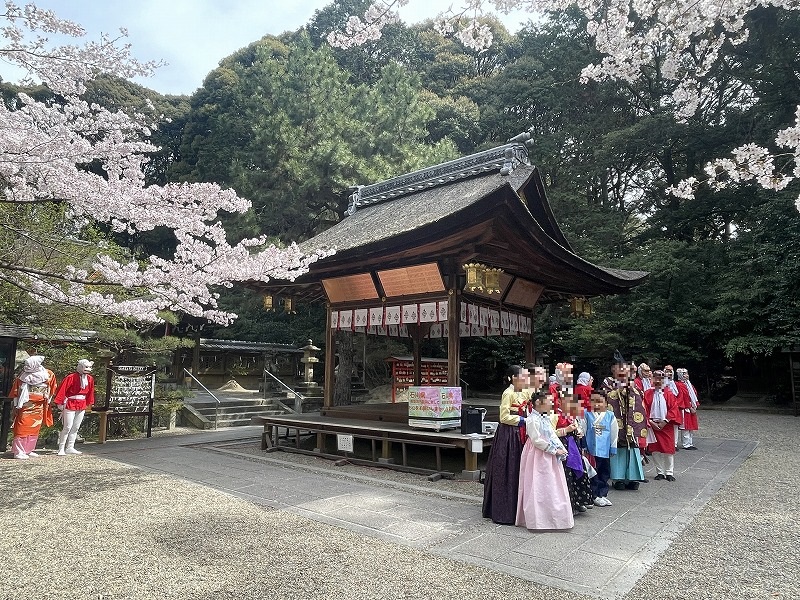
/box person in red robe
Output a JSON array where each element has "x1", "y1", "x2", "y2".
[
  {"x1": 675, "y1": 368, "x2": 700, "y2": 450},
  {"x1": 548, "y1": 375, "x2": 560, "y2": 408},
  {"x1": 633, "y1": 363, "x2": 652, "y2": 392},
  {"x1": 550, "y1": 362, "x2": 573, "y2": 411},
  {"x1": 54, "y1": 359, "x2": 96, "y2": 455},
  {"x1": 574, "y1": 372, "x2": 594, "y2": 411},
  {"x1": 9, "y1": 355, "x2": 56, "y2": 459},
  {"x1": 643, "y1": 370, "x2": 681, "y2": 481}
]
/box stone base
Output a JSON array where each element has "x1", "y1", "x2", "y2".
[{"x1": 460, "y1": 469, "x2": 482, "y2": 481}]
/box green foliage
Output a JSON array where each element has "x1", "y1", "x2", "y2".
[
  {"x1": 461, "y1": 337, "x2": 526, "y2": 391},
  {"x1": 172, "y1": 33, "x2": 457, "y2": 243},
  {"x1": 4, "y1": 6, "x2": 799, "y2": 403}
]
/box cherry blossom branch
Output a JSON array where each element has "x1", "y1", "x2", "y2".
[
  {"x1": 0, "y1": 2, "x2": 331, "y2": 324},
  {"x1": 330, "y1": 0, "x2": 800, "y2": 210}
]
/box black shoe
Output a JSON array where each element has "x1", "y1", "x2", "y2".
[
  {"x1": 666, "y1": 475, "x2": 676, "y2": 482},
  {"x1": 641, "y1": 478, "x2": 650, "y2": 483},
  {"x1": 576, "y1": 505, "x2": 587, "y2": 512},
  {"x1": 613, "y1": 481, "x2": 626, "y2": 491},
  {"x1": 625, "y1": 482, "x2": 640, "y2": 491},
  {"x1": 654, "y1": 474, "x2": 666, "y2": 480},
  {"x1": 685, "y1": 446, "x2": 698, "y2": 450}
]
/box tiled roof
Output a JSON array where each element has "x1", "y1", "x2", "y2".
[
  {"x1": 199, "y1": 338, "x2": 302, "y2": 354},
  {"x1": 0, "y1": 325, "x2": 96, "y2": 342}
]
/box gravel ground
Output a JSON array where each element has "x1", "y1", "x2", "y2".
[
  {"x1": 624, "y1": 410, "x2": 800, "y2": 600},
  {"x1": 1, "y1": 409, "x2": 798, "y2": 600}
]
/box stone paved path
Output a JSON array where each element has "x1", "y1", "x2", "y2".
[{"x1": 87, "y1": 425, "x2": 755, "y2": 599}]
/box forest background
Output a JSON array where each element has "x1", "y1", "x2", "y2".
[{"x1": 2, "y1": 0, "x2": 799, "y2": 402}]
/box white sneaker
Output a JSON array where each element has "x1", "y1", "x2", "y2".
[
  {"x1": 27, "y1": 451, "x2": 40, "y2": 458},
  {"x1": 14, "y1": 454, "x2": 29, "y2": 460},
  {"x1": 57, "y1": 449, "x2": 66, "y2": 456},
  {"x1": 65, "y1": 448, "x2": 82, "y2": 455},
  {"x1": 593, "y1": 497, "x2": 608, "y2": 507},
  {"x1": 602, "y1": 497, "x2": 612, "y2": 506}
]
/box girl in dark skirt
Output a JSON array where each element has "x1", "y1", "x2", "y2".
[
  {"x1": 554, "y1": 396, "x2": 594, "y2": 513},
  {"x1": 482, "y1": 365, "x2": 532, "y2": 525}
]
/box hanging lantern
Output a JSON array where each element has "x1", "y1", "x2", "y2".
[
  {"x1": 569, "y1": 296, "x2": 584, "y2": 318},
  {"x1": 263, "y1": 294, "x2": 274, "y2": 311},
  {"x1": 582, "y1": 298, "x2": 593, "y2": 318},
  {"x1": 284, "y1": 297, "x2": 296, "y2": 315},
  {"x1": 463, "y1": 263, "x2": 485, "y2": 292},
  {"x1": 483, "y1": 267, "x2": 504, "y2": 294}
]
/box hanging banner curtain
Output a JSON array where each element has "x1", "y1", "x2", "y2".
[{"x1": 332, "y1": 302, "x2": 531, "y2": 337}]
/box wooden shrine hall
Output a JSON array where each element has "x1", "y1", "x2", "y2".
[
  {"x1": 254, "y1": 138, "x2": 647, "y2": 403},
  {"x1": 248, "y1": 137, "x2": 647, "y2": 476}
]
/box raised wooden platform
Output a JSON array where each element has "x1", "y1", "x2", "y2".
[
  {"x1": 321, "y1": 402, "x2": 411, "y2": 423},
  {"x1": 321, "y1": 401, "x2": 501, "y2": 423},
  {"x1": 252, "y1": 404, "x2": 495, "y2": 479}
]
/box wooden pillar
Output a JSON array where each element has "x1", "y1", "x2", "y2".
[
  {"x1": 447, "y1": 286, "x2": 461, "y2": 387},
  {"x1": 525, "y1": 305, "x2": 536, "y2": 364},
  {"x1": 407, "y1": 324, "x2": 431, "y2": 386},
  {"x1": 524, "y1": 336, "x2": 533, "y2": 365},
  {"x1": 464, "y1": 447, "x2": 478, "y2": 471},
  {"x1": 412, "y1": 327, "x2": 422, "y2": 386},
  {"x1": 324, "y1": 305, "x2": 335, "y2": 408},
  {"x1": 98, "y1": 411, "x2": 109, "y2": 444},
  {"x1": 379, "y1": 432, "x2": 394, "y2": 464}
]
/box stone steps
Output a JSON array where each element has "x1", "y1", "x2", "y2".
[{"x1": 183, "y1": 389, "x2": 294, "y2": 428}]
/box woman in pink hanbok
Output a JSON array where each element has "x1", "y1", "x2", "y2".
[{"x1": 516, "y1": 393, "x2": 574, "y2": 531}]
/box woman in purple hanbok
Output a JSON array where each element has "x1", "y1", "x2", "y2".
[
  {"x1": 482, "y1": 365, "x2": 531, "y2": 524},
  {"x1": 516, "y1": 393, "x2": 574, "y2": 531}
]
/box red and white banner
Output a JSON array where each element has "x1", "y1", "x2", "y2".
[
  {"x1": 419, "y1": 302, "x2": 437, "y2": 323},
  {"x1": 368, "y1": 307, "x2": 384, "y2": 327},
  {"x1": 332, "y1": 302, "x2": 531, "y2": 335},
  {"x1": 385, "y1": 306, "x2": 401, "y2": 325},
  {"x1": 401, "y1": 304, "x2": 419, "y2": 324}
]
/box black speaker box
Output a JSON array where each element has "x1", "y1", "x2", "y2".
[{"x1": 461, "y1": 407, "x2": 483, "y2": 434}]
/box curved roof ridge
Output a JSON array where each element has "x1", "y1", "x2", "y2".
[{"x1": 345, "y1": 142, "x2": 530, "y2": 215}]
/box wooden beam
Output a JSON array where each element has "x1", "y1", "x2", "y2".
[
  {"x1": 324, "y1": 305, "x2": 335, "y2": 408},
  {"x1": 447, "y1": 284, "x2": 461, "y2": 387},
  {"x1": 406, "y1": 323, "x2": 433, "y2": 386}
]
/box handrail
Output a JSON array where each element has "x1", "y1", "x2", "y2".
[
  {"x1": 460, "y1": 378, "x2": 470, "y2": 399},
  {"x1": 263, "y1": 369, "x2": 305, "y2": 414},
  {"x1": 183, "y1": 369, "x2": 220, "y2": 429}
]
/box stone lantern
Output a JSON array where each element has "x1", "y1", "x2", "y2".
[
  {"x1": 295, "y1": 339, "x2": 324, "y2": 411},
  {"x1": 300, "y1": 339, "x2": 320, "y2": 385}
]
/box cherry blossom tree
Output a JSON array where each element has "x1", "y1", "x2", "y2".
[
  {"x1": 330, "y1": 0, "x2": 800, "y2": 211},
  {"x1": 0, "y1": 2, "x2": 329, "y2": 325}
]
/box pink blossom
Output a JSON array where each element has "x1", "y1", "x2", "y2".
[
  {"x1": 1, "y1": 2, "x2": 330, "y2": 324},
  {"x1": 331, "y1": 1, "x2": 800, "y2": 212}
]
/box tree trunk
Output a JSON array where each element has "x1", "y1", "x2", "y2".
[{"x1": 333, "y1": 330, "x2": 355, "y2": 406}]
